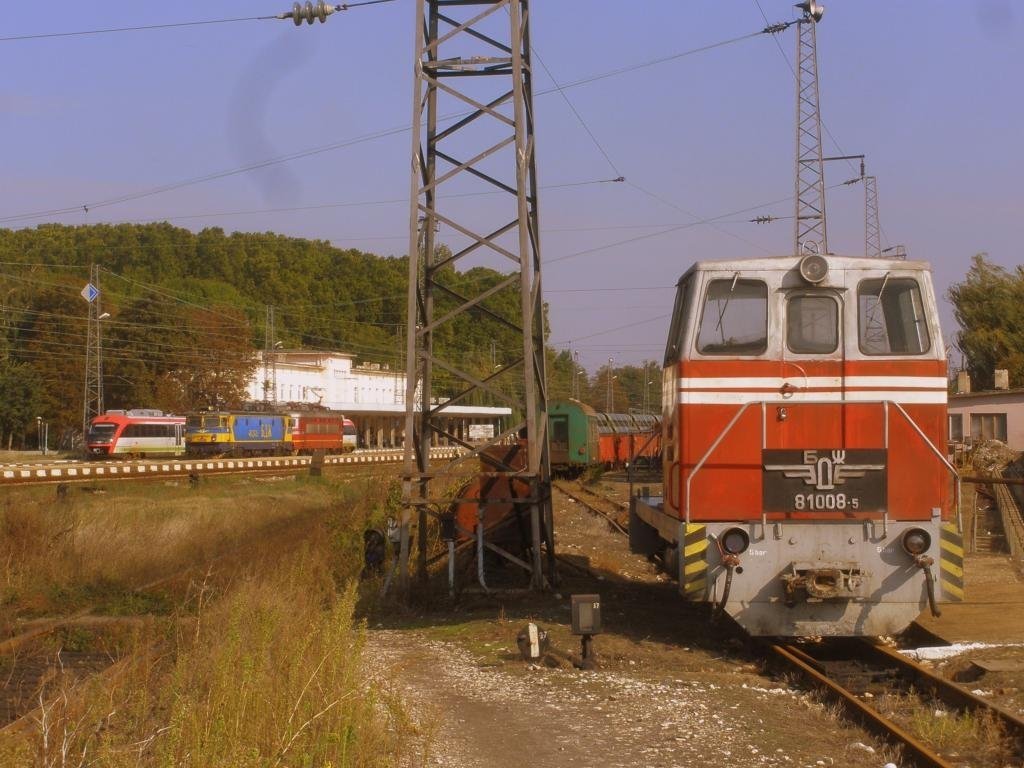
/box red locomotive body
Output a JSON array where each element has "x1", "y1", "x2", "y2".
[
  {"x1": 288, "y1": 411, "x2": 357, "y2": 454},
  {"x1": 631, "y1": 254, "x2": 962, "y2": 636}
]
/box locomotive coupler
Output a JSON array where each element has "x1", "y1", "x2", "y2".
[
  {"x1": 914, "y1": 554, "x2": 941, "y2": 618},
  {"x1": 781, "y1": 562, "x2": 868, "y2": 606}
]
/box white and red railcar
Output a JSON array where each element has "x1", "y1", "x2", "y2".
[
  {"x1": 86, "y1": 409, "x2": 186, "y2": 458},
  {"x1": 630, "y1": 253, "x2": 962, "y2": 636}
]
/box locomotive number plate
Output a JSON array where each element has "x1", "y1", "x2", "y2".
[{"x1": 762, "y1": 449, "x2": 886, "y2": 513}]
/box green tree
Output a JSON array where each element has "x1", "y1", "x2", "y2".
[
  {"x1": 948, "y1": 254, "x2": 1024, "y2": 391},
  {"x1": 0, "y1": 362, "x2": 44, "y2": 449}
]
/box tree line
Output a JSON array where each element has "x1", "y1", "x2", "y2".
[{"x1": 0, "y1": 223, "x2": 661, "y2": 450}]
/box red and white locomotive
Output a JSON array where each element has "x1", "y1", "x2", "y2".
[{"x1": 629, "y1": 253, "x2": 962, "y2": 636}]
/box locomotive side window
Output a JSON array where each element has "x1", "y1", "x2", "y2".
[
  {"x1": 858, "y1": 277, "x2": 931, "y2": 355},
  {"x1": 696, "y1": 277, "x2": 768, "y2": 355},
  {"x1": 664, "y1": 276, "x2": 695, "y2": 365},
  {"x1": 786, "y1": 295, "x2": 838, "y2": 354}
]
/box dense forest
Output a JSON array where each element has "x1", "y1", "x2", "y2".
[{"x1": 0, "y1": 223, "x2": 659, "y2": 449}]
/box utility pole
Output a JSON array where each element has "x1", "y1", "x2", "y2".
[
  {"x1": 642, "y1": 361, "x2": 651, "y2": 416},
  {"x1": 605, "y1": 357, "x2": 614, "y2": 413},
  {"x1": 263, "y1": 306, "x2": 277, "y2": 406},
  {"x1": 81, "y1": 263, "x2": 105, "y2": 439},
  {"x1": 401, "y1": 0, "x2": 553, "y2": 591},
  {"x1": 571, "y1": 349, "x2": 580, "y2": 400},
  {"x1": 794, "y1": 0, "x2": 827, "y2": 255}
]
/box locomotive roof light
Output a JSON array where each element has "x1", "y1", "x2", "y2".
[
  {"x1": 901, "y1": 528, "x2": 932, "y2": 557},
  {"x1": 720, "y1": 527, "x2": 750, "y2": 556},
  {"x1": 798, "y1": 253, "x2": 829, "y2": 284}
]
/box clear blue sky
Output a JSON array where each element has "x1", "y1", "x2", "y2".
[{"x1": 2, "y1": 1, "x2": 1021, "y2": 371}]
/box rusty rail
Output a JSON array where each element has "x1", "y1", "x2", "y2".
[
  {"x1": 994, "y1": 482, "x2": 1024, "y2": 563},
  {"x1": 552, "y1": 482, "x2": 628, "y2": 536},
  {"x1": 768, "y1": 640, "x2": 1024, "y2": 768},
  {"x1": 768, "y1": 643, "x2": 955, "y2": 768}
]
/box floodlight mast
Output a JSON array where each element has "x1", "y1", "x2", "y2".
[
  {"x1": 400, "y1": 0, "x2": 553, "y2": 592},
  {"x1": 794, "y1": 0, "x2": 828, "y2": 255}
]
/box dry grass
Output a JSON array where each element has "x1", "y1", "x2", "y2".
[
  {"x1": 882, "y1": 692, "x2": 1014, "y2": 766},
  {"x1": 0, "y1": 475, "x2": 393, "y2": 625},
  {"x1": 0, "y1": 473, "x2": 412, "y2": 766}
]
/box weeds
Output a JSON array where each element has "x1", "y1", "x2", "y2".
[{"x1": 0, "y1": 474, "x2": 409, "y2": 766}]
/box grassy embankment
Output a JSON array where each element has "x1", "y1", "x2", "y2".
[{"x1": 0, "y1": 473, "x2": 412, "y2": 766}]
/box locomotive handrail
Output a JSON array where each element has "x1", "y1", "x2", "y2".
[{"x1": 684, "y1": 399, "x2": 959, "y2": 526}]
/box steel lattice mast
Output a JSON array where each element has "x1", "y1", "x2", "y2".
[
  {"x1": 82, "y1": 263, "x2": 104, "y2": 437},
  {"x1": 400, "y1": 0, "x2": 553, "y2": 590},
  {"x1": 794, "y1": 1, "x2": 827, "y2": 255},
  {"x1": 864, "y1": 174, "x2": 881, "y2": 257}
]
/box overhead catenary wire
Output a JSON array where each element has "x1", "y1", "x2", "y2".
[
  {"x1": 0, "y1": 23, "x2": 788, "y2": 227},
  {"x1": 0, "y1": 1, "x2": 397, "y2": 43}
]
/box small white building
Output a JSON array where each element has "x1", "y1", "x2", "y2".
[
  {"x1": 245, "y1": 350, "x2": 509, "y2": 448},
  {"x1": 947, "y1": 370, "x2": 1024, "y2": 451}
]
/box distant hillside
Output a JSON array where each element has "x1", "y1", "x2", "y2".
[{"x1": 0, "y1": 223, "x2": 582, "y2": 445}]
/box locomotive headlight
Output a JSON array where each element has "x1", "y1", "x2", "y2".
[
  {"x1": 798, "y1": 253, "x2": 829, "y2": 284},
  {"x1": 901, "y1": 528, "x2": 932, "y2": 557},
  {"x1": 721, "y1": 527, "x2": 750, "y2": 556}
]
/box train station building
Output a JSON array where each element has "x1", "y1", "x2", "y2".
[{"x1": 244, "y1": 350, "x2": 510, "y2": 449}]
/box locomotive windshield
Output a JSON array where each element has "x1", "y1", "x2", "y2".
[
  {"x1": 696, "y1": 277, "x2": 768, "y2": 355},
  {"x1": 87, "y1": 423, "x2": 116, "y2": 443},
  {"x1": 786, "y1": 294, "x2": 838, "y2": 354},
  {"x1": 858, "y1": 276, "x2": 930, "y2": 355},
  {"x1": 186, "y1": 415, "x2": 222, "y2": 429}
]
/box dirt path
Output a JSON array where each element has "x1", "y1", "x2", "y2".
[{"x1": 363, "y1": 483, "x2": 890, "y2": 768}]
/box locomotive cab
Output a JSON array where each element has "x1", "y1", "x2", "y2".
[{"x1": 630, "y1": 254, "x2": 962, "y2": 636}]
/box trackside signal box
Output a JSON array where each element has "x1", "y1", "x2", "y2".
[{"x1": 570, "y1": 594, "x2": 602, "y2": 635}]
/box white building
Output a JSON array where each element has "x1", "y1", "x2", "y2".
[{"x1": 245, "y1": 350, "x2": 509, "y2": 448}]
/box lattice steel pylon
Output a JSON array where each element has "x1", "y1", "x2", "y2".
[
  {"x1": 794, "y1": 2, "x2": 827, "y2": 255},
  {"x1": 864, "y1": 174, "x2": 881, "y2": 257},
  {"x1": 263, "y1": 305, "x2": 277, "y2": 405},
  {"x1": 82, "y1": 263, "x2": 104, "y2": 437},
  {"x1": 400, "y1": 0, "x2": 553, "y2": 591}
]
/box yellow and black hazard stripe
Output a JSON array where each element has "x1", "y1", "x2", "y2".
[
  {"x1": 939, "y1": 522, "x2": 964, "y2": 602},
  {"x1": 682, "y1": 524, "x2": 708, "y2": 601}
]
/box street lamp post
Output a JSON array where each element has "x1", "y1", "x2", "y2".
[
  {"x1": 606, "y1": 357, "x2": 614, "y2": 413},
  {"x1": 642, "y1": 361, "x2": 651, "y2": 415}
]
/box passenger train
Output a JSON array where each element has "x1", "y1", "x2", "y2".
[
  {"x1": 184, "y1": 409, "x2": 357, "y2": 456},
  {"x1": 549, "y1": 400, "x2": 660, "y2": 474},
  {"x1": 86, "y1": 410, "x2": 186, "y2": 458},
  {"x1": 629, "y1": 253, "x2": 962, "y2": 636}
]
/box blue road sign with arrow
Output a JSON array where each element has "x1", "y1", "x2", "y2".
[{"x1": 81, "y1": 283, "x2": 99, "y2": 303}]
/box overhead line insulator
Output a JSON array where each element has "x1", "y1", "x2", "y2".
[{"x1": 277, "y1": 1, "x2": 337, "y2": 26}]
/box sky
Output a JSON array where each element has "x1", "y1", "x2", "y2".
[{"x1": 1, "y1": 0, "x2": 1021, "y2": 372}]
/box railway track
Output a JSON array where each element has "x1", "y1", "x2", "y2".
[
  {"x1": 0, "y1": 447, "x2": 462, "y2": 487},
  {"x1": 767, "y1": 638, "x2": 1024, "y2": 767},
  {"x1": 552, "y1": 481, "x2": 628, "y2": 536}
]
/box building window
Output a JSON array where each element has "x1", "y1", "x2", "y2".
[
  {"x1": 948, "y1": 413, "x2": 963, "y2": 442},
  {"x1": 970, "y1": 413, "x2": 1007, "y2": 442}
]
